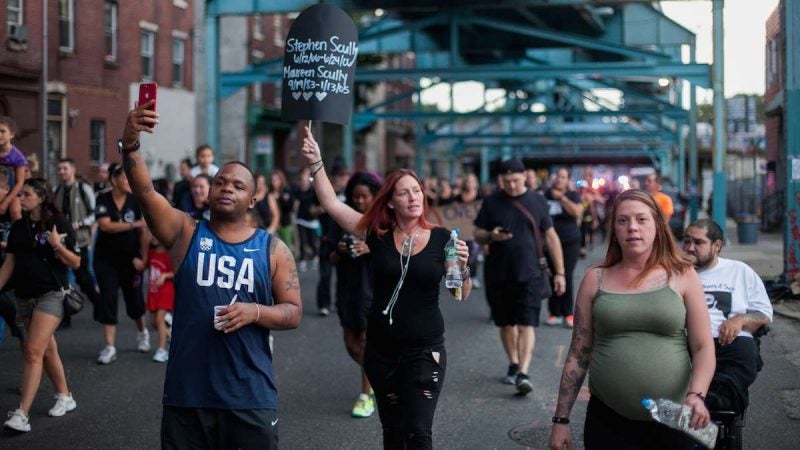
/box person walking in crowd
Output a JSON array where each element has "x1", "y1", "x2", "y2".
[
  {"x1": 474, "y1": 158, "x2": 566, "y2": 395},
  {"x1": 93, "y1": 162, "x2": 111, "y2": 194},
  {"x1": 456, "y1": 173, "x2": 483, "y2": 288},
  {"x1": 682, "y1": 219, "x2": 773, "y2": 415},
  {"x1": 315, "y1": 165, "x2": 350, "y2": 316},
  {"x1": 325, "y1": 171, "x2": 382, "y2": 418},
  {"x1": 54, "y1": 158, "x2": 100, "y2": 315},
  {"x1": 302, "y1": 124, "x2": 471, "y2": 449},
  {"x1": 645, "y1": 173, "x2": 674, "y2": 223},
  {"x1": 0, "y1": 172, "x2": 24, "y2": 347},
  {"x1": 146, "y1": 235, "x2": 174, "y2": 363},
  {"x1": 578, "y1": 181, "x2": 598, "y2": 257},
  {"x1": 187, "y1": 174, "x2": 212, "y2": 221},
  {"x1": 254, "y1": 172, "x2": 280, "y2": 233},
  {"x1": 122, "y1": 101, "x2": 302, "y2": 449},
  {"x1": 0, "y1": 116, "x2": 28, "y2": 221},
  {"x1": 543, "y1": 168, "x2": 584, "y2": 328},
  {"x1": 436, "y1": 178, "x2": 456, "y2": 206},
  {"x1": 271, "y1": 169, "x2": 296, "y2": 252},
  {"x1": 190, "y1": 144, "x2": 219, "y2": 177},
  {"x1": 93, "y1": 163, "x2": 150, "y2": 365},
  {"x1": 172, "y1": 158, "x2": 193, "y2": 212},
  {"x1": 549, "y1": 189, "x2": 715, "y2": 450},
  {"x1": 1, "y1": 178, "x2": 80, "y2": 433},
  {"x1": 295, "y1": 167, "x2": 320, "y2": 273}
]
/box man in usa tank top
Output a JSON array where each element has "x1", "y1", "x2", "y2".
[{"x1": 120, "y1": 103, "x2": 302, "y2": 449}]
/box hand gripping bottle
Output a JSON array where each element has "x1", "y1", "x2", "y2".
[
  {"x1": 444, "y1": 229, "x2": 462, "y2": 301},
  {"x1": 642, "y1": 398, "x2": 718, "y2": 449}
]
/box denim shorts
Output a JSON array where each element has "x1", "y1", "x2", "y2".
[{"x1": 16, "y1": 290, "x2": 65, "y2": 320}]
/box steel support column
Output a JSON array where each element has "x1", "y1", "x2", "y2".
[
  {"x1": 205, "y1": 15, "x2": 220, "y2": 153},
  {"x1": 343, "y1": 125, "x2": 354, "y2": 169},
  {"x1": 711, "y1": 0, "x2": 727, "y2": 230},
  {"x1": 689, "y1": 44, "x2": 700, "y2": 222},
  {"x1": 785, "y1": 0, "x2": 800, "y2": 275}
]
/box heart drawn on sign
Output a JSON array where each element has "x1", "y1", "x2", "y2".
[
  {"x1": 302, "y1": 92, "x2": 313, "y2": 101},
  {"x1": 292, "y1": 92, "x2": 302, "y2": 100},
  {"x1": 314, "y1": 92, "x2": 328, "y2": 101}
]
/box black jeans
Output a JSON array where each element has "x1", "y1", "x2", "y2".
[
  {"x1": 364, "y1": 341, "x2": 446, "y2": 450},
  {"x1": 584, "y1": 396, "x2": 696, "y2": 450},
  {"x1": 297, "y1": 226, "x2": 318, "y2": 262},
  {"x1": 706, "y1": 337, "x2": 759, "y2": 415},
  {"x1": 547, "y1": 239, "x2": 580, "y2": 317}
]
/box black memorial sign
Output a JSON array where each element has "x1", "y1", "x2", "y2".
[{"x1": 281, "y1": 4, "x2": 358, "y2": 126}]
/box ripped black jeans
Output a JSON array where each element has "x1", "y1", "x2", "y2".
[{"x1": 364, "y1": 341, "x2": 447, "y2": 450}]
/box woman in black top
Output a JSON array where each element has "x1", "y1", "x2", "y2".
[
  {"x1": 0, "y1": 178, "x2": 81, "y2": 433},
  {"x1": 188, "y1": 174, "x2": 212, "y2": 221},
  {"x1": 270, "y1": 169, "x2": 296, "y2": 250},
  {"x1": 93, "y1": 163, "x2": 149, "y2": 365},
  {"x1": 543, "y1": 168, "x2": 584, "y2": 328},
  {"x1": 326, "y1": 172, "x2": 382, "y2": 418},
  {"x1": 302, "y1": 126, "x2": 472, "y2": 449},
  {"x1": 254, "y1": 173, "x2": 280, "y2": 233}
]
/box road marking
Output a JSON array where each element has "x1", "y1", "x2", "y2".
[{"x1": 554, "y1": 344, "x2": 565, "y2": 367}]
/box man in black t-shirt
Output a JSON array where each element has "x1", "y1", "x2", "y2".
[{"x1": 474, "y1": 158, "x2": 566, "y2": 396}]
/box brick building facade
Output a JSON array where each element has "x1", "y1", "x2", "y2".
[{"x1": 0, "y1": 0, "x2": 194, "y2": 182}]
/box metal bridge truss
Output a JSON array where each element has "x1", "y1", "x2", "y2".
[{"x1": 207, "y1": 1, "x2": 708, "y2": 184}]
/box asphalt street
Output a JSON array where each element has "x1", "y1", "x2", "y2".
[{"x1": 1, "y1": 249, "x2": 799, "y2": 449}]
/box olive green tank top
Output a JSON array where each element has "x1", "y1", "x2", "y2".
[{"x1": 588, "y1": 270, "x2": 691, "y2": 421}]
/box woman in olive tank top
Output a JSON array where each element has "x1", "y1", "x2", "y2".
[{"x1": 549, "y1": 189, "x2": 715, "y2": 450}]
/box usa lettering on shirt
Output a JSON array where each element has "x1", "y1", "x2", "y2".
[{"x1": 196, "y1": 252, "x2": 255, "y2": 293}]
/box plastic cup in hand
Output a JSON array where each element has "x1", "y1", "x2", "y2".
[{"x1": 214, "y1": 294, "x2": 238, "y2": 330}]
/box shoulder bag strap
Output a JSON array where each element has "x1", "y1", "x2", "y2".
[{"x1": 509, "y1": 197, "x2": 546, "y2": 262}]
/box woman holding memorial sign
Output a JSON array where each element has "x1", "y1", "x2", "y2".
[{"x1": 301, "y1": 124, "x2": 471, "y2": 449}]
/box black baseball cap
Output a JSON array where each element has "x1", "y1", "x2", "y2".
[{"x1": 499, "y1": 158, "x2": 525, "y2": 174}]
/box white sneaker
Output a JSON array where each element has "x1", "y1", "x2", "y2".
[
  {"x1": 97, "y1": 346, "x2": 117, "y2": 365},
  {"x1": 545, "y1": 316, "x2": 564, "y2": 326},
  {"x1": 3, "y1": 409, "x2": 30, "y2": 432},
  {"x1": 137, "y1": 329, "x2": 151, "y2": 352},
  {"x1": 48, "y1": 393, "x2": 77, "y2": 417},
  {"x1": 152, "y1": 348, "x2": 169, "y2": 363}
]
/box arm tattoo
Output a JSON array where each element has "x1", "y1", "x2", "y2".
[
  {"x1": 555, "y1": 301, "x2": 592, "y2": 416},
  {"x1": 123, "y1": 157, "x2": 137, "y2": 171},
  {"x1": 285, "y1": 269, "x2": 299, "y2": 291},
  {"x1": 269, "y1": 236, "x2": 278, "y2": 256},
  {"x1": 276, "y1": 304, "x2": 293, "y2": 328},
  {"x1": 142, "y1": 181, "x2": 154, "y2": 195}
]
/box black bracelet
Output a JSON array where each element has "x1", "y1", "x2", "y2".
[
  {"x1": 309, "y1": 163, "x2": 325, "y2": 183},
  {"x1": 686, "y1": 391, "x2": 706, "y2": 401},
  {"x1": 552, "y1": 416, "x2": 570, "y2": 424}
]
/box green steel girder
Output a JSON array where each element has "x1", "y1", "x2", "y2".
[
  {"x1": 358, "y1": 108, "x2": 688, "y2": 121},
  {"x1": 430, "y1": 130, "x2": 676, "y2": 141}
]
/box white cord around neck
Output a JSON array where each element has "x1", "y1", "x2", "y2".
[{"x1": 382, "y1": 229, "x2": 419, "y2": 325}]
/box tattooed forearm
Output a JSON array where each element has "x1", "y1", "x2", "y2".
[
  {"x1": 555, "y1": 366, "x2": 589, "y2": 416},
  {"x1": 123, "y1": 156, "x2": 137, "y2": 171},
  {"x1": 270, "y1": 303, "x2": 299, "y2": 330}
]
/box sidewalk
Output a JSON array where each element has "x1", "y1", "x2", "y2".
[{"x1": 719, "y1": 218, "x2": 800, "y2": 322}]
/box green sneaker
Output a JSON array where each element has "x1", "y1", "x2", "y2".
[{"x1": 351, "y1": 393, "x2": 375, "y2": 418}]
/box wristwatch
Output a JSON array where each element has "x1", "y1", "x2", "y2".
[{"x1": 117, "y1": 139, "x2": 140, "y2": 154}]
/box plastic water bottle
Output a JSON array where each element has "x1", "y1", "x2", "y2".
[
  {"x1": 444, "y1": 229, "x2": 462, "y2": 301},
  {"x1": 642, "y1": 398, "x2": 718, "y2": 449}
]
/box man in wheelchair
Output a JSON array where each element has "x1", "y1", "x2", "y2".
[{"x1": 682, "y1": 220, "x2": 773, "y2": 416}]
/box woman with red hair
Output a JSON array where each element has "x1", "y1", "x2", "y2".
[{"x1": 301, "y1": 125, "x2": 471, "y2": 449}]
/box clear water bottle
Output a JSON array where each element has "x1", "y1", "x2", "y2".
[
  {"x1": 641, "y1": 397, "x2": 718, "y2": 449},
  {"x1": 444, "y1": 229, "x2": 462, "y2": 301}
]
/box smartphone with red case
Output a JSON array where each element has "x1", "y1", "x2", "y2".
[{"x1": 138, "y1": 82, "x2": 158, "y2": 112}]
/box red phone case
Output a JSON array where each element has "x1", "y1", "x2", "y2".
[{"x1": 138, "y1": 83, "x2": 158, "y2": 111}]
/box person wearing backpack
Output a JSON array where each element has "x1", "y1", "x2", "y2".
[{"x1": 54, "y1": 158, "x2": 100, "y2": 321}]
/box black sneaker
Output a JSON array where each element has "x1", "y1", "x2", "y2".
[
  {"x1": 503, "y1": 363, "x2": 519, "y2": 385},
  {"x1": 516, "y1": 373, "x2": 533, "y2": 395}
]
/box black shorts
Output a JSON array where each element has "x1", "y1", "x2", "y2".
[
  {"x1": 485, "y1": 280, "x2": 542, "y2": 327},
  {"x1": 93, "y1": 255, "x2": 145, "y2": 325},
  {"x1": 161, "y1": 406, "x2": 278, "y2": 450},
  {"x1": 336, "y1": 288, "x2": 372, "y2": 332}
]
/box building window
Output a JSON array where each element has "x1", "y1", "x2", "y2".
[
  {"x1": 172, "y1": 39, "x2": 185, "y2": 86},
  {"x1": 47, "y1": 97, "x2": 66, "y2": 178},
  {"x1": 104, "y1": 2, "x2": 117, "y2": 61},
  {"x1": 253, "y1": 16, "x2": 264, "y2": 40},
  {"x1": 89, "y1": 120, "x2": 105, "y2": 163},
  {"x1": 141, "y1": 31, "x2": 155, "y2": 80},
  {"x1": 7, "y1": 0, "x2": 23, "y2": 32},
  {"x1": 273, "y1": 15, "x2": 284, "y2": 46},
  {"x1": 58, "y1": 0, "x2": 74, "y2": 52}
]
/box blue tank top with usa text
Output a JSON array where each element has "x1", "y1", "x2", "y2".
[{"x1": 164, "y1": 220, "x2": 276, "y2": 409}]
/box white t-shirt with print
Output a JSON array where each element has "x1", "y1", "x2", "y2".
[{"x1": 696, "y1": 257, "x2": 773, "y2": 339}]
